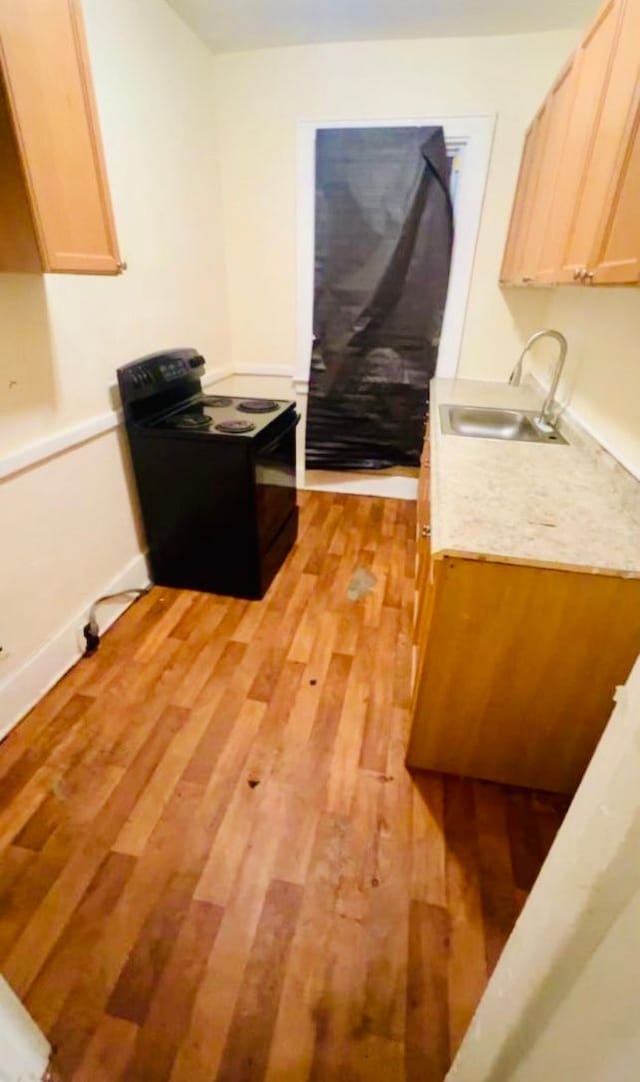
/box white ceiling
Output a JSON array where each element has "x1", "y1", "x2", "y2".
[{"x1": 166, "y1": 0, "x2": 598, "y2": 54}]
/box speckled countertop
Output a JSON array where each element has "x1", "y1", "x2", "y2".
[{"x1": 430, "y1": 378, "x2": 640, "y2": 577}]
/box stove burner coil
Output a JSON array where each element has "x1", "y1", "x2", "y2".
[
  {"x1": 215, "y1": 419, "x2": 256, "y2": 434},
  {"x1": 237, "y1": 399, "x2": 279, "y2": 414},
  {"x1": 173, "y1": 414, "x2": 212, "y2": 429}
]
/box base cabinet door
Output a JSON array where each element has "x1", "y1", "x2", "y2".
[
  {"x1": 407, "y1": 556, "x2": 640, "y2": 793},
  {"x1": 415, "y1": 438, "x2": 431, "y2": 595}
]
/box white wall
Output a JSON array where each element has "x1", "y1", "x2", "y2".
[
  {"x1": 0, "y1": 0, "x2": 225, "y2": 729},
  {"x1": 448, "y1": 654, "x2": 640, "y2": 1082},
  {"x1": 525, "y1": 287, "x2": 640, "y2": 478},
  {"x1": 210, "y1": 31, "x2": 576, "y2": 379},
  {"x1": 0, "y1": 976, "x2": 49, "y2": 1082}
]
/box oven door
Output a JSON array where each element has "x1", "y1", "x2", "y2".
[{"x1": 254, "y1": 412, "x2": 299, "y2": 551}]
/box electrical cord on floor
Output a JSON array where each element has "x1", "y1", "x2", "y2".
[{"x1": 82, "y1": 586, "x2": 152, "y2": 657}]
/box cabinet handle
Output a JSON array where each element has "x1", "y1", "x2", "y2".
[
  {"x1": 522, "y1": 276, "x2": 533, "y2": 283},
  {"x1": 585, "y1": 270, "x2": 594, "y2": 282},
  {"x1": 573, "y1": 268, "x2": 581, "y2": 281},
  {"x1": 421, "y1": 525, "x2": 431, "y2": 538}
]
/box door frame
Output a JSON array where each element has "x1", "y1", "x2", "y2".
[{"x1": 295, "y1": 114, "x2": 496, "y2": 391}]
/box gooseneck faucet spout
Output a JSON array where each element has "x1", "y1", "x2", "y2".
[{"x1": 509, "y1": 329, "x2": 568, "y2": 430}]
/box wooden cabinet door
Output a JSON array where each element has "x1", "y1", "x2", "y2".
[
  {"x1": 0, "y1": 0, "x2": 121, "y2": 273},
  {"x1": 0, "y1": 72, "x2": 41, "y2": 271},
  {"x1": 416, "y1": 435, "x2": 430, "y2": 594},
  {"x1": 501, "y1": 113, "x2": 545, "y2": 283},
  {"x1": 560, "y1": 0, "x2": 630, "y2": 282},
  {"x1": 517, "y1": 98, "x2": 558, "y2": 281},
  {"x1": 591, "y1": 92, "x2": 640, "y2": 282},
  {"x1": 500, "y1": 124, "x2": 535, "y2": 283},
  {"x1": 534, "y1": 59, "x2": 581, "y2": 282},
  {"x1": 412, "y1": 546, "x2": 439, "y2": 708},
  {"x1": 586, "y1": 0, "x2": 640, "y2": 282},
  {"x1": 412, "y1": 554, "x2": 436, "y2": 701},
  {"x1": 413, "y1": 432, "x2": 431, "y2": 653}
]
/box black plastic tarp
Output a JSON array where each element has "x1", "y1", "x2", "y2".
[{"x1": 305, "y1": 126, "x2": 454, "y2": 470}]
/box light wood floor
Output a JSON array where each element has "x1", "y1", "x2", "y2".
[{"x1": 0, "y1": 492, "x2": 568, "y2": 1082}]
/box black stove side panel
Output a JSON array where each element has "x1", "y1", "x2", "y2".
[{"x1": 127, "y1": 431, "x2": 261, "y2": 598}]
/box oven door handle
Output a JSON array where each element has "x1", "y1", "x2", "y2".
[{"x1": 259, "y1": 412, "x2": 301, "y2": 454}]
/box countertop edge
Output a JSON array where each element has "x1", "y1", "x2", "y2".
[{"x1": 431, "y1": 547, "x2": 640, "y2": 580}]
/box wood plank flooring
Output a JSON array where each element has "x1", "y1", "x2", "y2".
[{"x1": 0, "y1": 492, "x2": 569, "y2": 1081}]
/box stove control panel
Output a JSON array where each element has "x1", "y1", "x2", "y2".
[{"x1": 118, "y1": 349, "x2": 205, "y2": 402}]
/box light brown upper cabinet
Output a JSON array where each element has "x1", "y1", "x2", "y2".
[
  {"x1": 519, "y1": 72, "x2": 573, "y2": 282},
  {"x1": 592, "y1": 90, "x2": 640, "y2": 281},
  {"x1": 500, "y1": 106, "x2": 548, "y2": 283},
  {"x1": 0, "y1": 0, "x2": 121, "y2": 274},
  {"x1": 501, "y1": 0, "x2": 640, "y2": 286},
  {"x1": 535, "y1": 56, "x2": 585, "y2": 282}
]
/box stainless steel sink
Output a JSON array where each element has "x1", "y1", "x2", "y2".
[{"x1": 439, "y1": 404, "x2": 568, "y2": 444}]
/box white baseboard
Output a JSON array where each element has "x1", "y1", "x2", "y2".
[
  {"x1": 303, "y1": 470, "x2": 418, "y2": 500},
  {"x1": 234, "y1": 365, "x2": 294, "y2": 378},
  {"x1": 202, "y1": 366, "x2": 234, "y2": 388},
  {"x1": 0, "y1": 552, "x2": 150, "y2": 743}
]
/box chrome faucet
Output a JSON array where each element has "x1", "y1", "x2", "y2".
[{"x1": 509, "y1": 329, "x2": 568, "y2": 430}]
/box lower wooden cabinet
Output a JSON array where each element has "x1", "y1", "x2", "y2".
[
  {"x1": 412, "y1": 428, "x2": 433, "y2": 670},
  {"x1": 407, "y1": 553, "x2": 640, "y2": 793}
]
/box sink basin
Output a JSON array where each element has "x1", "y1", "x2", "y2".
[{"x1": 439, "y1": 404, "x2": 568, "y2": 444}]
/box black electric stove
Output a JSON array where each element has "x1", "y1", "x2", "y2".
[{"x1": 117, "y1": 348, "x2": 299, "y2": 600}]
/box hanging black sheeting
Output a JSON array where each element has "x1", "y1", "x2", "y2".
[{"x1": 305, "y1": 126, "x2": 454, "y2": 470}]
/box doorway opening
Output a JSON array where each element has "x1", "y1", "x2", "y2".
[{"x1": 296, "y1": 116, "x2": 495, "y2": 497}]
